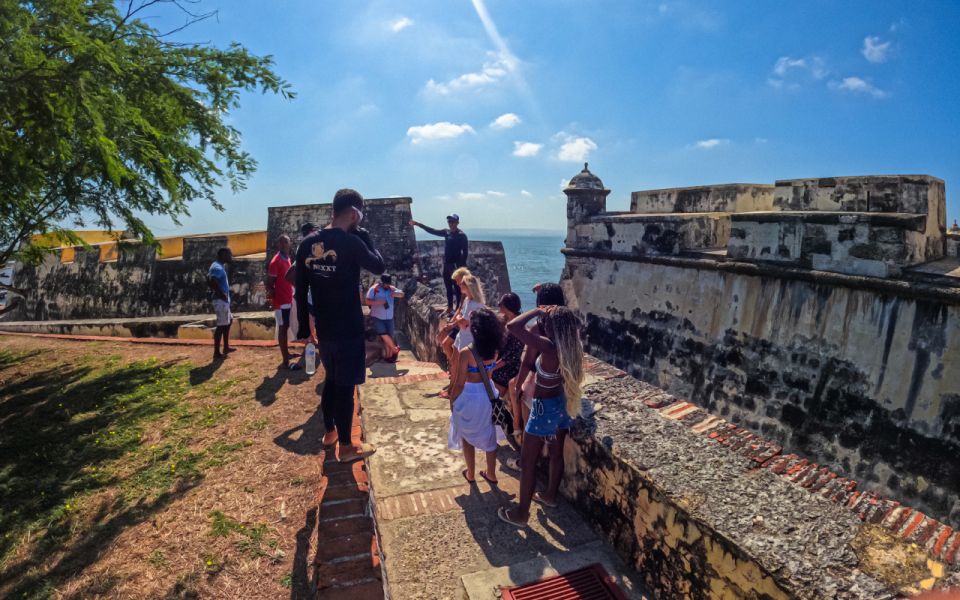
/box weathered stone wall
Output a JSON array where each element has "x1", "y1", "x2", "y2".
[
  {"x1": 415, "y1": 239, "x2": 511, "y2": 302},
  {"x1": 561, "y1": 250, "x2": 960, "y2": 528},
  {"x1": 12, "y1": 238, "x2": 267, "y2": 321},
  {"x1": 631, "y1": 183, "x2": 774, "y2": 214},
  {"x1": 266, "y1": 197, "x2": 418, "y2": 279},
  {"x1": 568, "y1": 213, "x2": 730, "y2": 254},
  {"x1": 728, "y1": 212, "x2": 930, "y2": 277}
]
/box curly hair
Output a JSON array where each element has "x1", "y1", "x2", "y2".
[
  {"x1": 451, "y1": 266, "x2": 472, "y2": 281},
  {"x1": 470, "y1": 308, "x2": 504, "y2": 361}
]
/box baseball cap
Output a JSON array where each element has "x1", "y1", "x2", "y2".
[
  {"x1": 446, "y1": 214, "x2": 460, "y2": 222},
  {"x1": 300, "y1": 222, "x2": 317, "y2": 236}
]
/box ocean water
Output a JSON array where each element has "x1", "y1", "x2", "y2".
[{"x1": 475, "y1": 229, "x2": 566, "y2": 311}]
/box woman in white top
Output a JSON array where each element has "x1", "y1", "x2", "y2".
[
  {"x1": 453, "y1": 274, "x2": 486, "y2": 351},
  {"x1": 439, "y1": 274, "x2": 486, "y2": 399}
]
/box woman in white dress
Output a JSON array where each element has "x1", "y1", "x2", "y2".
[{"x1": 448, "y1": 307, "x2": 504, "y2": 485}]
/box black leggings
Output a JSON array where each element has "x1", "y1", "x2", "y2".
[
  {"x1": 321, "y1": 376, "x2": 355, "y2": 445},
  {"x1": 442, "y1": 261, "x2": 463, "y2": 310}
]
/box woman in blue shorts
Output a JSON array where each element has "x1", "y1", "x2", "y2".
[{"x1": 498, "y1": 305, "x2": 584, "y2": 527}]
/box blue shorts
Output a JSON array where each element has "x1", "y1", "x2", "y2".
[
  {"x1": 372, "y1": 317, "x2": 395, "y2": 337},
  {"x1": 525, "y1": 395, "x2": 573, "y2": 438}
]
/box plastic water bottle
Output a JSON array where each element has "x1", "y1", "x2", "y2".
[{"x1": 305, "y1": 343, "x2": 317, "y2": 375}]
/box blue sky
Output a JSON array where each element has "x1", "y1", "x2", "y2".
[{"x1": 145, "y1": 0, "x2": 960, "y2": 235}]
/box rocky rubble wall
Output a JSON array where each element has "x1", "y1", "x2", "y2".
[
  {"x1": 563, "y1": 373, "x2": 956, "y2": 598},
  {"x1": 561, "y1": 251, "x2": 960, "y2": 528}
]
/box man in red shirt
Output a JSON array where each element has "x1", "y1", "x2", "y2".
[{"x1": 266, "y1": 235, "x2": 298, "y2": 369}]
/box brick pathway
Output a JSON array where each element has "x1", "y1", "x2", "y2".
[{"x1": 313, "y1": 394, "x2": 384, "y2": 599}]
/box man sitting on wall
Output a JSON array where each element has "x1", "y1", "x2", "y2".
[
  {"x1": 365, "y1": 273, "x2": 405, "y2": 362},
  {"x1": 207, "y1": 247, "x2": 234, "y2": 360},
  {"x1": 266, "y1": 234, "x2": 299, "y2": 370}
]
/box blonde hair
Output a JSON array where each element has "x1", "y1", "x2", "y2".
[
  {"x1": 544, "y1": 307, "x2": 584, "y2": 418},
  {"x1": 460, "y1": 274, "x2": 486, "y2": 305},
  {"x1": 451, "y1": 266, "x2": 471, "y2": 281}
]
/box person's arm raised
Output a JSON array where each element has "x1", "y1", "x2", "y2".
[
  {"x1": 507, "y1": 308, "x2": 553, "y2": 353},
  {"x1": 410, "y1": 220, "x2": 446, "y2": 237},
  {"x1": 352, "y1": 228, "x2": 386, "y2": 275}
]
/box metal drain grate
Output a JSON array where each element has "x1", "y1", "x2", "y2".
[{"x1": 500, "y1": 564, "x2": 628, "y2": 600}]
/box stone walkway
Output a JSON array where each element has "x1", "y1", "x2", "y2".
[{"x1": 359, "y1": 353, "x2": 649, "y2": 600}]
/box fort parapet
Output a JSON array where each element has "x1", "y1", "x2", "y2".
[
  {"x1": 561, "y1": 165, "x2": 960, "y2": 536},
  {"x1": 8, "y1": 197, "x2": 510, "y2": 322}
]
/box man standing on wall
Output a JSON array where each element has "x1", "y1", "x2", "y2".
[
  {"x1": 207, "y1": 247, "x2": 234, "y2": 360},
  {"x1": 409, "y1": 214, "x2": 468, "y2": 316},
  {"x1": 296, "y1": 189, "x2": 385, "y2": 462},
  {"x1": 266, "y1": 234, "x2": 299, "y2": 370}
]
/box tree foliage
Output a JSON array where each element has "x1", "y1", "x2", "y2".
[{"x1": 0, "y1": 0, "x2": 294, "y2": 270}]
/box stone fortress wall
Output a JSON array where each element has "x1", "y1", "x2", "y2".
[
  {"x1": 8, "y1": 197, "x2": 511, "y2": 323},
  {"x1": 561, "y1": 165, "x2": 960, "y2": 531}
]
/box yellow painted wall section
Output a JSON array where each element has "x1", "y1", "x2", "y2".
[
  {"x1": 99, "y1": 241, "x2": 120, "y2": 262},
  {"x1": 226, "y1": 231, "x2": 266, "y2": 256},
  {"x1": 59, "y1": 247, "x2": 76, "y2": 263},
  {"x1": 157, "y1": 237, "x2": 184, "y2": 259},
  {"x1": 32, "y1": 230, "x2": 124, "y2": 248}
]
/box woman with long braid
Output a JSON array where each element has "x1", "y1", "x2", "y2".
[{"x1": 498, "y1": 305, "x2": 584, "y2": 527}]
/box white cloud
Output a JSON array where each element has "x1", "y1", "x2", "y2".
[
  {"x1": 424, "y1": 53, "x2": 511, "y2": 96},
  {"x1": 557, "y1": 136, "x2": 598, "y2": 162},
  {"x1": 457, "y1": 192, "x2": 487, "y2": 201},
  {"x1": 560, "y1": 178, "x2": 570, "y2": 191},
  {"x1": 694, "y1": 138, "x2": 729, "y2": 149},
  {"x1": 862, "y1": 36, "x2": 892, "y2": 63},
  {"x1": 391, "y1": 17, "x2": 413, "y2": 32},
  {"x1": 773, "y1": 56, "x2": 807, "y2": 77},
  {"x1": 434, "y1": 194, "x2": 451, "y2": 201},
  {"x1": 486, "y1": 190, "x2": 506, "y2": 197},
  {"x1": 512, "y1": 141, "x2": 542, "y2": 157},
  {"x1": 520, "y1": 190, "x2": 532, "y2": 197},
  {"x1": 490, "y1": 113, "x2": 521, "y2": 129},
  {"x1": 754, "y1": 137, "x2": 768, "y2": 144},
  {"x1": 406, "y1": 122, "x2": 475, "y2": 144},
  {"x1": 768, "y1": 56, "x2": 827, "y2": 89},
  {"x1": 829, "y1": 76, "x2": 887, "y2": 98}
]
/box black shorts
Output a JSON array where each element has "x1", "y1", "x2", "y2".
[
  {"x1": 275, "y1": 307, "x2": 291, "y2": 327},
  {"x1": 318, "y1": 336, "x2": 366, "y2": 386}
]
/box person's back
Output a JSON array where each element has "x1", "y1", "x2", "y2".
[{"x1": 298, "y1": 227, "x2": 382, "y2": 340}]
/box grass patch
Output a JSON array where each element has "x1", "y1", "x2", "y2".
[
  {"x1": 207, "y1": 511, "x2": 282, "y2": 561},
  {"x1": 0, "y1": 349, "x2": 260, "y2": 598}
]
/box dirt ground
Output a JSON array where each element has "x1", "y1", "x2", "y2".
[{"x1": 0, "y1": 335, "x2": 328, "y2": 599}]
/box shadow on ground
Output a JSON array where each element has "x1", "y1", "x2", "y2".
[{"x1": 0, "y1": 352, "x2": 197, "y2": 598}]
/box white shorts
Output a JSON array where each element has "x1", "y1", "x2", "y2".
[{"x1": 213, "y1": 299, "x2": 232, "y2": 327}]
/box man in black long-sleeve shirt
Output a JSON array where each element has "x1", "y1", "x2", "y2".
[
  {"x1": 297, "y1": 188, "x2": 385, "y2": 463},
  {"x1": 409, "y1": 214, "x2": 468, "y2": 314}
]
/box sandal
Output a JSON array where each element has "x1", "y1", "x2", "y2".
[
  {"x1": 479, "y1": 470, "x2": 498, "y2": 485},
  {"x1": 533, "y1": 492, "x2": 558, "y2": 508},
  {"x1": 439, "y1": 389, "x2": 450, "y2": 399},
  {"x1": 462, "y1": 469, "x2": 476, "y2": 484},
  {"x1": 497, "y1": 506, "x2": 528, "y2": 528}
]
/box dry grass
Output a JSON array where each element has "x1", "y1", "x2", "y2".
[{"x1": 0, "y1": 336, "x2": 327, "y2": 599}]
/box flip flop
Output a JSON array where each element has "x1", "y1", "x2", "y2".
[
  {"x1": 462, "y1": 469, "x2": 476, "y2": 484},
  {"x1": 479, "y1": 470, "x2": 498, "y2": 485},
  {"x1": 533, "y1": 492, "x2": 558, "y2": 508},
  {"x1": 337, "y1": 442, "x2": 376, "y2": 463},
  {"x1": 497, "y1": 506, "x2": 528, "y2": 528}
]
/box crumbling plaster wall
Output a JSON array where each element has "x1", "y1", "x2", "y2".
[{"x1": 561, "y1": 252, "x2": 960, "y2": 527}]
